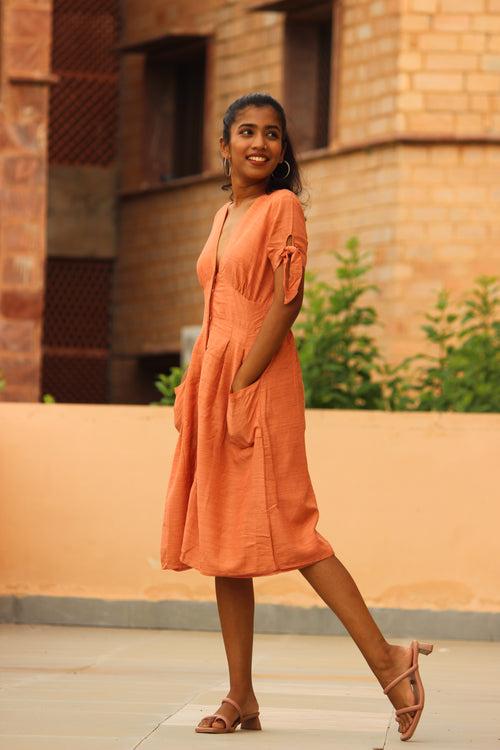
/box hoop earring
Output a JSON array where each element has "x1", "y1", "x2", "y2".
[
  {"x1": 272, "y1": 159, "x2": 290, "y2": 179},
  {"x1": 222, "y1": 157, "x2": 232, "y2": 177}
]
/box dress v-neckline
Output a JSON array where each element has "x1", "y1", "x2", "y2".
[{"x1": 214, "y1": 192, "x2": 269, "y2": 275}]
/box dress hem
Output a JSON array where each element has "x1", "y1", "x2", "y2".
[{"x1": 161, "y1": 546, "x2": 335, "y2": 578}]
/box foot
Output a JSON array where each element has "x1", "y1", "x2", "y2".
[
  {"x1": 376, "y1": 644, "x2": 418, "y2": 735},
  {"x1": 196, "y1": 689, "x2": 259, "y2": 731}
]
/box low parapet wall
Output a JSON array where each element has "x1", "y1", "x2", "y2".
[{"x1": 1, "y1": 404, "x2": 499, "y2": 639}]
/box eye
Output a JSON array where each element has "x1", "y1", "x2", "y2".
[{"x1": 240, "y1": 128, "x2": 279, "y2": 138}]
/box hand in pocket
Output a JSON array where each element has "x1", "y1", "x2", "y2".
[{"x1": 226, "y1": 378, "x2": 261, "y2": 448}]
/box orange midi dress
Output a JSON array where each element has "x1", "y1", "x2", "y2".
[{"x1": 160, "y1": 188, "x2": 334, "y2": 577}]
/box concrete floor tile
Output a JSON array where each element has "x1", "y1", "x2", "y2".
[
  {"x1": 0, "y1": 706, "x2": 164, "y2": 737},
  {"x1": 1, "y1": 625, "x2": 499, "y2": 749},
  {"x1": 164, "y1": 702, "x2": 390, "y2": 731},
  {"x1": 0, "y1": 737, "x2": 138, "y2": 750}
]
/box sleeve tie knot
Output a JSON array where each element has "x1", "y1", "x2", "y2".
[{"x1": 279, "y1": 243, "x2": 304, "y2": 304}]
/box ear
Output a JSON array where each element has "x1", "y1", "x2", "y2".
[{"x1": 219, "y1": 137, "x2": 230, "y2": 160}]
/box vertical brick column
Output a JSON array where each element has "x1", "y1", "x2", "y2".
[{"x1": 0, "y1": 0, "x2": 54, "y2": 401}]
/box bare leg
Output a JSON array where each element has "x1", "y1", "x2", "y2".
[
  {"x1": 197, "y1": 576, "x2": 259, "y2": 729},
  {"x1": 300, "y1": 554, "x2": 417, "y2": 735}
]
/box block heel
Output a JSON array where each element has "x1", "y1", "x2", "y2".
[
  {"x1": 417, "y1": 642, "x2": 433, "y2": 656},
  {"x1": 240, "y1": 713, "x2": 262, "y2": 730}
]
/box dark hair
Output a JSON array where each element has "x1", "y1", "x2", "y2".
[{"x1": 220, "y1": 92, "x2": 304, "y2": 202}]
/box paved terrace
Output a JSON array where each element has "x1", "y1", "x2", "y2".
[{"x1": 1, "y1": 624, "x2": 499, "y2": 749}]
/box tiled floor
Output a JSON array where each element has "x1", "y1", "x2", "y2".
[{"x1": 0, "y1": 624, "x2": 498, "y2": 749}]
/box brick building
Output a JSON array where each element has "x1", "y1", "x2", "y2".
[
  {"x1": 1, "y1": 0, "x2": 499, "y2": 403},
  {"x1": 0, "y1": 0, "x2": 119, "y2": 403},
  {"x1": 0, "y1": 0, "x2": 54, "y2": 402}
]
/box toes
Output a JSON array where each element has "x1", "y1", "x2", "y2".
[
  {"x1": 198, "y1": 720, "x2": 222, "y2": 729},
  {"x1": 198, "y1": 716, "x2": 222, "y2": 729}
]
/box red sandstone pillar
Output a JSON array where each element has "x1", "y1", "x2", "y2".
[{"x1": 0, "y1": 0, "x2": 56, "y2": 401}]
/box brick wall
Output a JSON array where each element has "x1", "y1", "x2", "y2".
[
  {"x1": 113, "y1": 0, "x2": 500, "y2": 401},
  {"x1": 301, "y1": 141, "x2": 500, "y2": 363},
  {"x1": 398, "y1": 0, "x2": 500, "y2": 135},
  {"x1": 0, "y1": 0, "x2": 53, "y2": 402},
  {"x1": 339, "y1": 0, "x2": 401, "y2": 143}
]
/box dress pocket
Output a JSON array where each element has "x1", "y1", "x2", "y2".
[{"x1": 226, "y1": 377, "x2": 262, "y2": 448}]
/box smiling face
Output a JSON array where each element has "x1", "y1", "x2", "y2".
[{"x1": 220, "y1": 104, "x2": 286, "y2": 189}]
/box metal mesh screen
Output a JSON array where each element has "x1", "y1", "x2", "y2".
[
  {"x1": 49, "y1": 0, "x2": 120, "y2": 165},
  {"x1": 41, "y1": 257, "x2": 113, "y2": 403},
  {"x1": 42, "y1": 356, "x2": 110, "y2": 403}
]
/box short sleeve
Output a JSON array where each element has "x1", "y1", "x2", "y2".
[{"x1": 266, "y1": 190, "x2": 308, "y2": 304}]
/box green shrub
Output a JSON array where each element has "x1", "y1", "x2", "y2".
[
  {"x1": 411, "y1": 276, "x2": 500, "y2": 412},
  {"x1": 295, "y1": 239, "x2": 499, "y2": 412},
  {"x1": 294, "y1": 237, "x2": 389, "y2": 409},
  {"x1": 151, "y1": 366, "x2": 186, "y2": 406}
]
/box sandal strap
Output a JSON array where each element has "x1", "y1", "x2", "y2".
[
  {"x1": 221, "y1": 696, "x2": 242, "y2": 719},
  {"x1": 204, "y1": 712, "x2": 231, "y2": 729},
  {"x1": 383, "y1": 663, "x2": 418, "y2": 694},
  {"x1": 396, "y1": 703, "x2": 423, "y2": 715}
]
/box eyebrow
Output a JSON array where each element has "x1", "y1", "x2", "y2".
[{"x1": 237, "y1": 122, "x2": 281, "y2": 130}]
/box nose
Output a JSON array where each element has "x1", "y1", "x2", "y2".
[{"x1": 252, "y1": 130, "x2": 267, "y2": 148}]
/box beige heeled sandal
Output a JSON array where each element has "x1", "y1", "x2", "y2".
[
  {"x1": 195, "y1": 696, "x2": 262, "y2": 733},
  {"x1": 383, "y1": 640, "x2": 434, "y2": 741}
]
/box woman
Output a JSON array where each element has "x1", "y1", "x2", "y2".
[{"x1": 160, "y1": 92, "x2": 433, "y2": 741}]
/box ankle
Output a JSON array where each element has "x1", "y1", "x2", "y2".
[
  {"x1": 372, "y1": 641, "x2": 398, "y2": 674},
  {"x1": 228, "y1": 684, "x2": 256, "y2": 700}
]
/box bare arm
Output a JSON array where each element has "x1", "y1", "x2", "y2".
[{"x1": 231, "y1": 245, "x2": 304, "y2": 392}]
